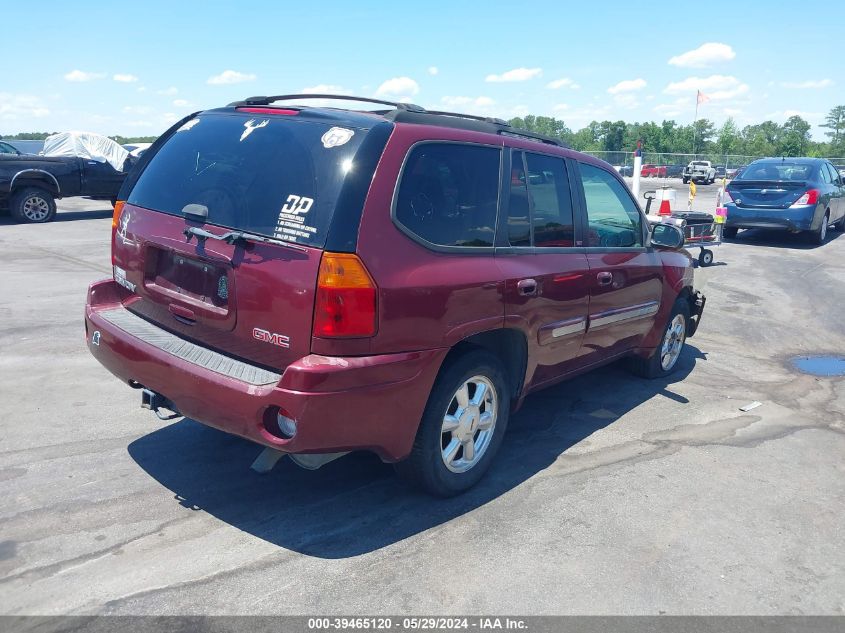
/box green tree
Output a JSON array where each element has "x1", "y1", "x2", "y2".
[
  {"x1": 779, "y1": 116, "x2": 811, "y2": 156},
  {"x1": 820, "y1": 105, "x2": 845, "y2": 146},
  {"x1": 715, "y1": 118, "x2": 739, "y2": 155}
]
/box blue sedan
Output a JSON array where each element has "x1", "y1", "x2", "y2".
[{"x1": 724, "y1": 157, "x2": 845, "y2": 244}]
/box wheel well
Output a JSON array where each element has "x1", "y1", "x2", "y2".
[
  {"x1": 11, "y1": 175, "x2": 59, "y2": 197},
  {"x1": 445, "y1": 329, "x2": 528, "y2": 403}
]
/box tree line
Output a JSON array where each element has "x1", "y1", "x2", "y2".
[
  {"x1": 0, "y1": 132, "x2": 157, "y2": 144},
  {"x1": 510, "y1": 105, "x2": 845, "y2": 159}
]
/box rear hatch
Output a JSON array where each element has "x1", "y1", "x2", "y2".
[{"x1": 113, "y1": 108, "x2": 391, "y2": 371}]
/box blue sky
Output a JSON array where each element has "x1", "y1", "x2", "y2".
[{"x1": 1, "y1": 0, "x2": 839, "y2": 139}]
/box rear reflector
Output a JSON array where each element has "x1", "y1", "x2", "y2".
[
  {"x1": 313, "y1": 253, "x2": 377, "y2": 338},
  {"x1": 236, "y1": 107, "x2": 299, "y2": 115},
  {"x1": 111, "y1": 201, "x2": 125, "y2": 266},
  {"x1": 791, "y1": 189, "x2": 819, "y2": 207}
]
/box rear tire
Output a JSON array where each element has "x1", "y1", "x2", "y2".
[
  {"x1": 682, "y1": 177, "x2": 690, "y2": 184},
  {"x1": 10, "y1": 187, "x2": 56, "y2": 224},
  {"x1": 627, "y1": 298, "x2": 690, "y2": 379},
  {"x1": 809, "y1": 212, "x2": 829, "y2": 245},
  {"x1": 394, "y1": 350, "x2": 510, "y2": 497},
  {"x1": 833, "y1": 213, "x2": 845, "y2": 232},
  {"x1": 723, "y1": 227, "x2": 738, "y2": 238}
]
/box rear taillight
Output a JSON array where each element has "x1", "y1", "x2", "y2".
[
  {"x1": 791, "y1": 189, "x2": 819, "y2": 207},
  {"x1": 313, "y1": 253, "x2": 377, "y2": 338},
  {"x1": 111, "y1": 201, "x2": 125, "y2": 265}
]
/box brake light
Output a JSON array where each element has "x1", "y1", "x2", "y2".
[
  {"x1": 791, "y1": 189, "x2": 819, "y2": 207},
  {"x1": 111, "y1": 201, "x2": 125, "y2": 265},
  {"x1": 236, "y1": 107, "x2": 299, "y2": 115},
  {"x1": 313, "y1": 253, "x2": 377, "y2": 338}
]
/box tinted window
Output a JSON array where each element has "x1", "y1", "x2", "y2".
[
  {"x1": 580, "y1": 163, "x2": 642, "y2": 248},
  {"x1": 0, "y1": 142, "x2": 17, "y2": 154},
  {"x1": 127, "y1": 113, "x2": 369, "y2": 248},
  {"x1": 395, "y1": 143, "x2": 500, "y2": 247},
  {"x1": 525, "y1": 153, "x2": 574, "y2": 247},
  {"x1": 737, "y1": 162, "x2": 814, "y2": 181},
  {"x1": 507, "y1": 152, "x2": 531, "y2": 246}
]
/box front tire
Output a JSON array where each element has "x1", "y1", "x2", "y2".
[
  {"x1": 394, "y1": 350, "x2": 510, "y2": 496},
  {"x1": 627, "y1": 298, "x2": 690, "y2": 379}
]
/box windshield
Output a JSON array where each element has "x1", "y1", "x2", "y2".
[
  {"x1": 126, "y1": 112, "x2": 368, "y2": 248},
  {"x1": 735, "y1": 162, "x2": 816, "y2": 182}
]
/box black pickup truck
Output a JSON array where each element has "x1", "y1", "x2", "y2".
[{"x1": 0, "y1": 151, "x2": 130, "y2": 223}]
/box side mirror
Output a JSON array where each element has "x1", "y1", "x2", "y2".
[{"x1": 650, "y1": 223, "x2": 685, "y2": 249}]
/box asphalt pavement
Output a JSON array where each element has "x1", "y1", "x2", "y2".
[{"x1": 0, "y1": 198, "x2": 843, "y2": 615}]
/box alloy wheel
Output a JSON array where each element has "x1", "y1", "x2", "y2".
[
  {"x1": 660, "y1": 314, "x2": 686, "y2": 371},
  {"x1": 440, "y1": 375, "x2": 498, "y2": 473}
]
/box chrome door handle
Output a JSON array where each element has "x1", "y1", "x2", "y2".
[
  {"x1": 517, "y1": 278, "x2": 538, "y2": 296},
  {"x1": 597, "y1": 272, "x2": 613, "y2": 287}
]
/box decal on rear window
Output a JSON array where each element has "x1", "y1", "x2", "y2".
[
  {"x1": 240, "y1": 119, "x2": 269, "y2": 141},
  {"x1": 321, "y1": 127, "x2": 354, "y2": 148},
  {"x1": 275, "y1": 195, "x2": 318, "y2": 242}
]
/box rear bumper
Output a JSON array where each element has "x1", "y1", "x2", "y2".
[
  {"x1": 85, "y1": 279, "x2": 447, "y2": 462},
  {"x1": 724, "y1": 203, "x2": 817, "y2": 231}
]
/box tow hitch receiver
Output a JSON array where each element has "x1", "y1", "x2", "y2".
[{"x1": 140, "y1": 388, "x2": 181, "y2": 421}]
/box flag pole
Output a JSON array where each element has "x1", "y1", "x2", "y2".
[{"x1": 693, "y1": 90, "x2": 700, "y2": 157}]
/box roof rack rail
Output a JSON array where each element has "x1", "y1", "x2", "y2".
[
  {"x1": 229, "y1": 93, "x2": 427, "y2": 113},
  {"x1": 227, "y1": 93, "x2": 567, "y2": 148}
]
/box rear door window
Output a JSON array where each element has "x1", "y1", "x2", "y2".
[
  {"x1": 525, "y1": 153, "x2": 575, "y2": 247},
  {"x1": 394, "y1": 143, "x2": 500, "y2": 248},
  {"x1": 126, "y1": 112, "x2": 369, "y2": 248},
  {"x1": 579, "y1": 163, "x2": 643, "y2": 248}
]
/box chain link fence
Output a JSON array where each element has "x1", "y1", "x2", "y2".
[{"x1": 583, "y1": 151, "x2": 845, "y2": 187}]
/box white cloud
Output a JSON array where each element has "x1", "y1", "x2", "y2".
[
  {"x1": 207, "y1": 70, "x2": 257, "y2": 85},
  {"x1": 553, "y1": 103, "x2": 569, "y2": 112},
  {"x1": 780, "y1": 79, "x2": 833, "y2": 89},
  {"x1": 172, "y1": 99, "x2": 190, "y2": 107},
  {"x1": 428, "y1": 66, "x2": 439, "y2": 76},
  {"x1": 375, "y1": 76, "x2": 420, "y2": 98},
  {"x1": 122, "y1": 105, "x2": 152, "y2": 115},
  {"x1": 723, "y1": 108, "x2": 743, "y2": 117},
  {"x1": 137, "y1": 86, "x2": 147, "y2": 93},
  {"x1": 664, "y1": 75, "x2": 749, "y2": 100},
  {"x1": 113, "y1": 74, "x2": 138, "y2": 83},
  {"x1": 440, "y1": 95, "x2": 495, "y2": 109},
  {"x1": 162, "y1": 112, "x2": 179, "y2": 124},
  {"x1": 301, "y1": 84, "x2": 352, "y2": 94},
  {"x1": 669, "y1": 43, "x2": 736, "y2": 68},
  {"x1": 64, "y1": 69, "x2": 106, "y2": 82},
  {"x1": 157, "y1": 87, "x2": 178, "y2": 95},
  {"x1": 607, "y1": 78, "x2": 646, "y2": 94},
  {"x1": 653, "y1": 97, "x2": 692, "y2": 118},
  {"x1": 613, "y1": 93, "x2": 640, "y2": 109},
  {"x1": 546, "y1": 77, "x2": 580, "y2": 90},
  {"x1": 485, "y1": 67, "x2": 542, "y2": 83},
  {"x1": 0, "y1": 93, "x2": 50, "y2": 119}
]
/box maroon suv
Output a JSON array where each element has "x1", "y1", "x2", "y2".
[{"x1": 85, "y1": 94, "x2": 705, "y2": 496}]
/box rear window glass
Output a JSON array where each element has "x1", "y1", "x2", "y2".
[
  {"x1": 736, "y1": 162, "x2": 816, "y2": 181},
  {"x1": 394, "y1": 143, "x2": 500, "y2": 248},
  {"x1": 126, "y1": 112, "x2": 368, "y2": 247}
]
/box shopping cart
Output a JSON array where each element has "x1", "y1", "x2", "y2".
[{"x1": 643, "y1": 190, "x2": 724, "y2": 267}]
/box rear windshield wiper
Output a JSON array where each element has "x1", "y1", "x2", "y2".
[{"x1": 183, "y1": 226, "x2": 308, "y2": 252}]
